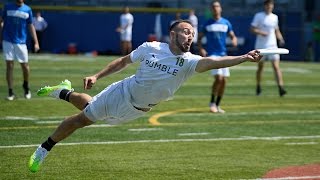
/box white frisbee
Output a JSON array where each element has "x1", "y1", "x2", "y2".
[{"x1": 257, "y1": 48, "x2": 289, "y2": 55}]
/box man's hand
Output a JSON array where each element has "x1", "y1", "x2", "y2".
[
  {"x1": 83, "y1": 76, "x2": 97, "y2": 90},
  {"x1": 245, "y1": 50, "x2": 263, "y2": 62},
  {"x1": 278, "y1": 39, "x2": 285, "y2": 47},
  {"x1": 34, "y1": 43, "x2": 40, "y2": 52}
]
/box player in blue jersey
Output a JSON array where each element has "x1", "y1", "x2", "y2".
[
  {"x1": 198, "y1": 0, "x2": 237, "y2": 113},
  {"x1": 0, "y1": 0, "x2": 39, "y2": 100}
]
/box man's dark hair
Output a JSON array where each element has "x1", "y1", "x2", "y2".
[
  {"x1": 211, "y1": 0, "x2": 220, "y2": 5},
  {"x1": 169, "y1": 19, "x2": 193, "y2": 32},
  {"x1": 264, "y1": 0, "x2": 274, "y2": 5}
]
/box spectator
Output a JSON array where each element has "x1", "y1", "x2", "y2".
[
  {"x1": 188, "y1": 9, "x2": 198, "y2": 54},
  {"x1": 198, "y1": 0, "x2": 238, "y2": 113},
  {"x1": 32, "y1": 11, "x2": 47, "y2": 53},
  {"x1": 250, "y1": 0, "x2": 287, "y2": 97},
  {"x1": 116, "y1": 6, "x2": 134, "y2": 55},
  {"x1": 0, "y1": 0, "x2": 39, "y2": 100}
]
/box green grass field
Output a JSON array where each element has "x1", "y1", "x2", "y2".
[{"x1": 0, "y1": 54, "x2": 320, "y2": 179}]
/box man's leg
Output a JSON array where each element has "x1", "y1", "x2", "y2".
[
  {"x1": 29, "y1": 82, "x2": 94, "y2": 172},
  {"x1": 271, "y1": 60, "x2": 286, "y2": 97},
  {"x1": 120, "y1": 41, "x2": 126, "y2": 55},
  {"x1": 256, "y1": 61, "x2": 264, "y2": 96},
  {"x1": 20, "y1": 63, "x2": 31, "y2": 99},
  {"x1": 126, "y1": 41, "x2": 132, "y2": 54},
  {"x1": 29, "y1": 111, "x2": 94, "y2": 173},
  {"x1": 6, "y1": 60, "x2": 15, "y2": 100},
  {"x1": 51, "y1": 112, "x2": 93, "y2": 144},
  {"x1": 210, "y1": 75, "x2": 222, "y2": 113},
  {"x1": 215, "y1": 76, "x2": 226, "y2": 113}
]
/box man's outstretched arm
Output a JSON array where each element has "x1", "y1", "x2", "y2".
[
  {"x1": 83, "y1": 54, "x2": 133, "y2": 89},
  {"x1": 195, "y1": 50, "x2": 262, "y2": 73}
]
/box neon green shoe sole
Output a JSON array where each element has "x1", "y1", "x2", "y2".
[{"x1": 37, "y1": 79, "x2": 72, "y2": 97}]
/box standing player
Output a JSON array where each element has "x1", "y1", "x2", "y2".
[
  {"x1": 0, "y1": 0, "x2": 39, "y2": 100},
  {"x1": 116, "y1": 6, "x2": 134, "y2": 55},
  {"x1": 198, "y1": 0, "x2": 238, "y2": 113},
  {"x1": 28, "y1": 20, "x2": 262, "y2": 173},
  {"x1": 188, "y1": 9, "x2": 198, "y2": 54},
  {"x1": 32, "y1": 11, "x2": 48, "y2": 53},
  {"x1": 250, "y1": 0, "x2": 287, "y2": 96}
]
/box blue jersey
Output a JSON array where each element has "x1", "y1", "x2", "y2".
[
  {"x1": 1, "y1": 3, "x2": 33, "y2": 44},
  {"x1": 201, "y1": 17, "x2": 233, "y2": 56}
]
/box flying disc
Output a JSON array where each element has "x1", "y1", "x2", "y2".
[{"x1": 257, "y1": 48, "x2": 289, "y2": 55}]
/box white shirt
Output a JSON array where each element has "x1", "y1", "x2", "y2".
[
  {"x1": 32, "y1": 16, "x2": 48, "y2": 31},
  {"x1": 188, "y1": 14, "x2": 198, "y2": 43},
  {"x1": 251, "y1": 12, "x2": 279, "y2": 48},
  {"x1": 127, "y1": 41, "x2": 201, "y2": 108},
  {"x1": 120, "y1": 13, "x2": 134, "y2": 34}
]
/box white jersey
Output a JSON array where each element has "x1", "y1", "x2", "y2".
[
  {"x1": 251, "y1": 12, "x2": 279, "y2": 49},
  {"x1": 32, "y1": 16, "x2": 48, "y2": 31},
  {"x1": 120, "y1": 13, "x2": 134, "y2": 34},
  {"x1": 127, "y1": 41, "x2": 201, "y2": 108}
]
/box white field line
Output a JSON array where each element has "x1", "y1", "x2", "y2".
[
  {"x1": 285, "y1": 142, "x2": 318, "y2": 145},
  {"x1": 250, "y1": 175, "x2": 320, "y2": 180},
  {"x1": 231, "y1": 65, "x2": 312, "y2": 74},
  {"x1": 1, "y1": 135, "x2": 320, "y2": 149},
  {"x1": 2, "y1": 110, "x2": 319, "y2": 122},
  {"x1": 178, "y1": 132, "x2": 210, "y2": 136},
  {"x1": 35, "y1": 122, "x2": 115, "y2": 127},
  {"x1": 167, "y1": 110, "x2": 320, "y2": 117},
  {"x1": 128, "y1": 128, "x2": 163, "y2": 132},
  {"x1": 1, "y1": 116, "x2": 66, "y2": 121},
  {"x1": 36, "y1": 121, "x2": 61, "y2": 124}
]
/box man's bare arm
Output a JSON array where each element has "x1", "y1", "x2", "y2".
[
  {"x1": 83, "y1": 55, "x2": 133, "y2": 89},
  {"x1": 195, "y1": 50, "x2": 262, "y2": 73}
]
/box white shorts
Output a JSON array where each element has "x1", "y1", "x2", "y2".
[
  {"x1": 2, "y1": 40, "x2": 28, "y2": 63},
  {"x1": 261, "y1": 54, "x2": 280, "y2": 61},
  {"x1": 210, "y1": 55, "x2": 230, "y2": 77},
  {"x1": 120, "y1": 31, "x2": 132, "y2": 41},
  {"x1": 84, "y1": 78, "x2": 146, "y2": 125}
]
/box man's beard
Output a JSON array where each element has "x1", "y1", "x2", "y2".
[{"x1": 175, "y1": 35, "x2": 189, "y2": 53}]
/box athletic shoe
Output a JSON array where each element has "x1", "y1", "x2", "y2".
[
  {"x1": 217, "y1": 106, "x2": 225, "y2": 113},
  {"x1": 209, "y1": 103, "x2": 218, "y2": 113},
  {"x1": 256, "y1": 85, "x2": 262, "y2": 96},
  {"x1": 25, "y1": 90, "x2": 32, "y2": 99},
  {"x1": 210, "y1": 103, "x2": 225, "y2": 113},
  {"x1": 6, "y1": 94, "x2": 15, "y2": 101},
  {"x1": 28, "y1": 145, "x2": 48, "y2": 173},
  {"x1": 279, "y1": 88, "x2": 287, "y2": 97},
  {"x1": 37, "y1": 79, "x2": 73, "y2": 99}
]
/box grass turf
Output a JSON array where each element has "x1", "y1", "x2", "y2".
[{"x1": 0, "y1": 54, "x2": 319, "y2": 179}]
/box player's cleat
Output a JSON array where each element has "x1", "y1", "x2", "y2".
[
  {"x1": 279, "y1": 88, "x2": 287, "y2": 97},
  {"x1": 25, "y1": 90, "x2": 32, "y2": 99},
  {"x1": 28, "y1": 145, "x2": 48, "y2": 173},
  {"x1": 256, "y1": 85, "x2": 262, "y2": 96},
  {"x1": 210, "y1": 103, "x2": 225, "y2": 113},
  {"x1": 37, "y1": 79, "x2": 73, "y2": 99},
  {"x1": 6, "y1": 94, "x2": 15, "y2": 101},
  {"x1": 209, "y1": 103, "x2": 218, "y2": 113},
  {"x1": 216, "y1": 106, "x2": 225, "y2": 113}
]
